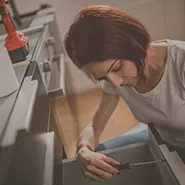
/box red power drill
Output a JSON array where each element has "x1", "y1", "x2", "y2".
[{"x1": 0, "y1": 0, "x2": 29, "y2": 63}]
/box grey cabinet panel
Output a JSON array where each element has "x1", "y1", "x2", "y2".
[
  {"x1": 1, "y1": 77, "x2": 38, "y2": 147},
  {"x1": 29, "y1": 64, "x2": 50, "y2": 133},
  {"x1": 2, "y1": 132, "x2": 54, "y2": 185},
  {"x1": 0, "y1": 62, "x2": 29, "y2": 142}
]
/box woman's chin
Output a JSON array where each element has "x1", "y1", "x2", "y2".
[
  {"x1": 120, "y1": 81, "x2": 137, "y2": 87},
  {"x1": 120, "y1": 83, "x2": 134, "y2": 87}
]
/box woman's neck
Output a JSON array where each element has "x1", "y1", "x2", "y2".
[{"x1": 134, "y1": 41, "x2": 168, "y2": 93}]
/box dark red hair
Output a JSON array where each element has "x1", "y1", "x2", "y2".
[{"x1": 64, "y1": 6, "x2": 151, "y2": 75}]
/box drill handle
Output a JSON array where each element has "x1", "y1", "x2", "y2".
[{"x1": 0, "y1": 0, "x2": 17, "y2": 33}]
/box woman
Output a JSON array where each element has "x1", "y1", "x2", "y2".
[{"x1": 64, "y1": 5, "x2": 185, "y2": 182}]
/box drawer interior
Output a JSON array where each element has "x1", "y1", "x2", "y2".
[{"x1": 62, "y1": 143, "x2": 172, "y2": 185}]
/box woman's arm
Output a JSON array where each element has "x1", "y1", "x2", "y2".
[{"x1": 77, "y1": 90, "x2": 120, "y2": 151}]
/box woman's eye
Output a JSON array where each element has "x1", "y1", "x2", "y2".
[{"x1": 112, "y1": 64, "x2": 122, "y2": 72}]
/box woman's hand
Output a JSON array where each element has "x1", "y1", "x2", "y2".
[{"x1": 77, "y1": 147, "x2": 120, "y2": 182}]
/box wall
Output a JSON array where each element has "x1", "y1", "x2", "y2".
[{"x1": 15, "y1": 0, "x2": 185, "y2": 94}]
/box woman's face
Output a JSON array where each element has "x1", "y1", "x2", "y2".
[{"x1": 83, "y1": 59, "x2": 140, "y2": 88}]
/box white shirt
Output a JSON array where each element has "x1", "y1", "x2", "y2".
[{"x1": 102, "y1": 39, "x2": 185, "y2": 147}]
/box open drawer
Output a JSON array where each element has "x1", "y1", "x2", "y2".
[{"x1": 61, "y1": 132, "x2": 182, "y2": 185}]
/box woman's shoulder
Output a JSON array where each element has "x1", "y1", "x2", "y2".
[
  {"x1": 166, "y1": 39, "x2": 185, "y2": 64},
  {"x1": 153, "y1": 39, "x2": 185, "y2": 50},
  {"x1": 166, "y1": 40, "x2": 185, "y2": 85},
  {"x1": 167, "y1": 39, "x2": 185, "y2": 51}
]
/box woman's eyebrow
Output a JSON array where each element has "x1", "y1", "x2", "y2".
[
  {"x1": 95, "y1": 60, "x2": 119, "y2": 81},
  {"x1": 106, "y1": 60, "x2": 118, "y2": 73}
]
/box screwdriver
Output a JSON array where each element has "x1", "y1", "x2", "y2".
[{"x1": 110, "y1": 159, "x2": 165, "y2": 171}]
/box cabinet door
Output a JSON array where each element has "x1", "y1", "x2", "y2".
[{"x1": 2, "y1": 132, "x2": 54, "y2": 185}]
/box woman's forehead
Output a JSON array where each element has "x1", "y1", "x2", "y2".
[{"x1": 84, "y1": 59, "x2": 115, "y2": 69}]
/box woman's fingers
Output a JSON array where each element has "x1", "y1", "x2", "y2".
[
  {"x1": 84, "y1": 170, "x2": 105, "y2": 182},
  {"x1": 85, "y1": 164, "x2": 113, "y2": 179},
  {"x1": 77, "y1": 148, "x2": 120, "y2": 181},
  {"x1": 92, "y1": 157, "x2": 120, "y2": 175},
  {"x1": 104, "y1": 156, "x2": 120, "y2": 165}
]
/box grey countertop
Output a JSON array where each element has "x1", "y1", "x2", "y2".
[
  {"x1": 0, "y1": 31, "x2": 42, "y2": 145},
  {"x1": 0, "y1": 62, "x2": 29, "y2": 143}
]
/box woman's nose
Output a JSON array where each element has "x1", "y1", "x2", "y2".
[{"x1": 106, "y1": 73, "x2": 122, "y2": 88}]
